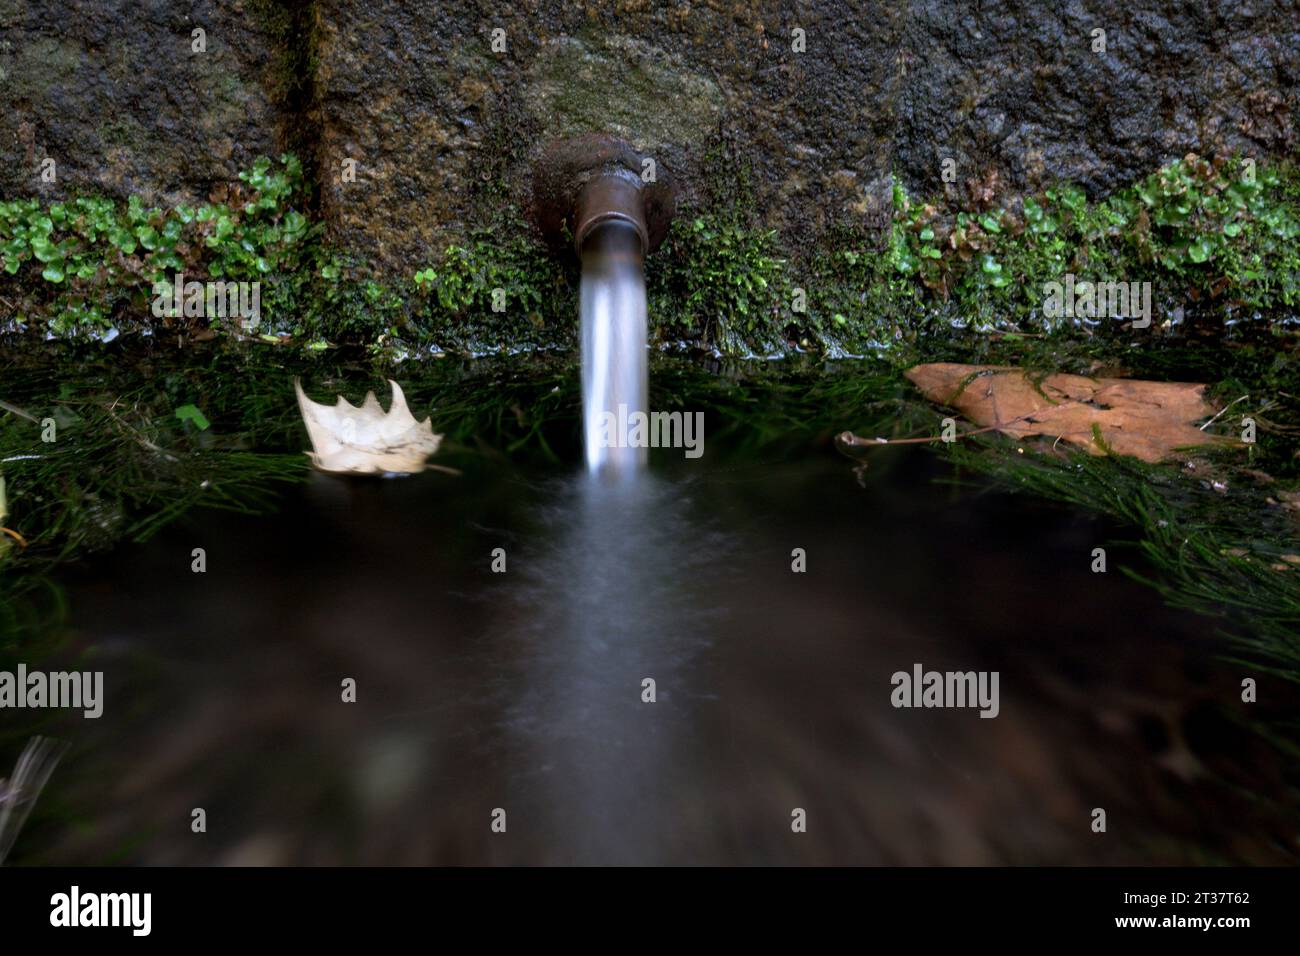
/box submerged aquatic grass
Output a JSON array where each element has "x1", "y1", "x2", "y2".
[
  {"x1": 824, "y1": 320, "x2": 1300, "y2": 684},
  {"x1": 0, "y1": 328, "x2": 1296, "y2": 702},
  {"x1": 0, "y1": 360, "x2": 307, "y2": 569},
  {"x1": 933, "y1": 431, "x2": 1300, "y2": 684},
  {"x1": 0, "y1": 343, "x2": 910, "y2": 582}
]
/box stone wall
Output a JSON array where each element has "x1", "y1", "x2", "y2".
[
  {"x1": 3, "y1": 0, "x2": 1296, "y2": 277},
  {"x1": 896, "y1": 1, "x2": 1299, "y2": 204},
  {"x1": 0, "y1": 0, "x2": 293, "y2": 207},
  {"x1": 312, "y1": 0, "x2": 903, "y2": 273}
]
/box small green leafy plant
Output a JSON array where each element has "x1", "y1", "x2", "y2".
[
  {"x1": 3, "y1": 152, "x2": 1297, "y2": 354},
  {"x1": 647, "y1": 215, "x2": 786, "y2": 352},
  {"x1": 410, "y1": 226, "x2": 573, "y2": 352},
  {"x1": 0, "y1": 155, "x2": 324, "y2": 337},
  {"x1": 885, "y1": 155, "x2": 1300, "y2": 331}
]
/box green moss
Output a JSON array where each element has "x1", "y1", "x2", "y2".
[
  {"x1": 647, "y1": 214, "x2": 788, "y2": 353},
  {"x1": 246, "y1": 0, "x2": 311, "y2": 95},
  {"x1": 798, "y1": 216, "x2": 927, "y2": 354},
  {"x1": 888, "y1": 155, "x2": 1300, "y2": 332},
  {"x1": 3, "y1": 152, "x2": 1297, "y2": 356},
  {"x1": 409, "y1": 220, "x2": 575, "y2": 354},
  {"x1": 4, "y1": 36, "x2": 82, "y2": 96},
  {"x1": 96, "y1": 118, "x2": 146, "y2": 149},
  {"x1": 527, "y1": 34, "x2": 722, "y2": 147},
  {"x1": 0, "y1": 154, "x2": 338, "y2": 338},
  {"x1": 643, "y1": 137, "x2": 796, "y2": 353},
  {"x1": 245, "y1": 0, "x2": 321, "y2": 192},
  {"x1": 645, "y1": 151, "x2": 1299, "y2": 354}
]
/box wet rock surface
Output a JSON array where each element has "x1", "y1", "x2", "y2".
[
  {"x1": 0, "y1": 0, "x2": 288, "y2": 207},
  {"x1": 897, "y1": 0, "x2": 1299, "y2": 209},
  {"x1": 311, "y1": 0, "x2": 903, "y2": 274},
  {"x1": 3, "y1": 1, "x2": 1295, "y2": 274}
]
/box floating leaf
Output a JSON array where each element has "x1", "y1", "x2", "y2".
[
  {"x1": 295, "y1": 379, "x2": 444, "y2": 475},
  {"x1": 904, "y1": 364, "x2": 1232, "y2": 463}
]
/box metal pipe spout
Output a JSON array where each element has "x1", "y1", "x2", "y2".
[
  {"x1": 530, "y1": 134, "x2": 675, "y2": 258},
  {"x1": 573, "y1": 167, "x2": 650, "y2": 257}
]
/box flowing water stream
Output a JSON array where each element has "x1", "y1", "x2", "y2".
[{"x1": 580, "y1": 222, "x2": 648, "y2": 477}]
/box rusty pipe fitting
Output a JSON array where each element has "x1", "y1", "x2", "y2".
[
  {"x1": 530, "y1": 134, "x2": 675, "y2": 258},
  {"x1": 573, "y1": 168, "x2": 650, "y2": 256}
]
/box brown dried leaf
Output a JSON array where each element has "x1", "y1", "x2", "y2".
[{"x1": 904, "y1": 363, "x2": 1233, "y2": 463}]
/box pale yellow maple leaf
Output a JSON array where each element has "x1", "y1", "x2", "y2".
[{"x1": 294, "y1": 379, "x2": 446, "y2": 475}]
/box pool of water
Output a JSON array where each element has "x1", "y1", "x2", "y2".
[{"x1": 3, "y1": 351, "x2": 1297, "y2": 865}]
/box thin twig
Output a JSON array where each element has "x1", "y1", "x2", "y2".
[
  {"x1": 837, "y1": 398, "x2": 1090, "y2": 451},
  {"x1": 1200, "y1": 394, "x2": 1248, "y2": 431},
  {"x1": 102, "y1": 402, "x2": 179, "y2": 462},
  {"x1": 0, "y1": 400, "x2": 38, "y2": 423},
  {"x1": 838, "y1": 423, "x2": 1006, "y2": 448}
]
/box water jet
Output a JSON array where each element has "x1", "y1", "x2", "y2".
[{"x1": 531, "y1": 135, "x2": 675, "y2": 476}]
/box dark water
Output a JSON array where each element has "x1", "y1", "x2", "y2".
[{"x1": 14, "y1": 429, "x2": 1297, "y2": 865}]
